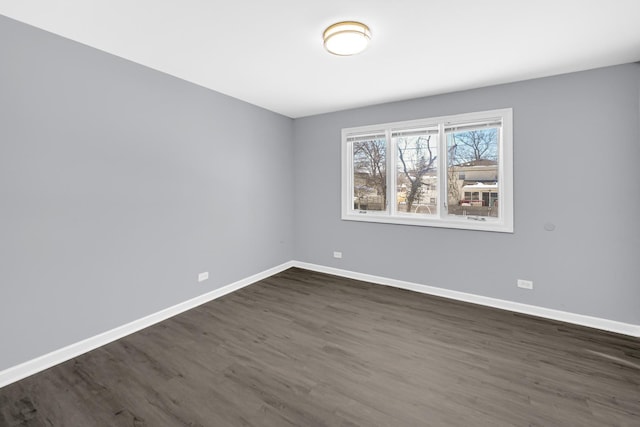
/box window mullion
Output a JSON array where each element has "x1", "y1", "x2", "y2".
[
  {"x1": 345, "y1": 140, "x2": 353, "y2": 214},
  {"x1": 438, "y1": 124, "x2": 447, "y2": 219},
  {"x1": 387, "y1": 129, "x2": 395, "y2": 217},
  {"x1": 497, "y1": 129, "x2": 504, "y2": 221}
]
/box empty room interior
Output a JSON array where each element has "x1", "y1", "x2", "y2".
[{"x1": 1, "y1": 2, "x2": 639, "y2": 426}]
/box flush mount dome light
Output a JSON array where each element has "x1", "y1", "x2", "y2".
[{"x1": 323, "y1": 21, "x2": 371, "y2": 56}]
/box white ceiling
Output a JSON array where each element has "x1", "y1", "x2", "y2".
[{"x1": 1, "y1": 1, "x2": 639, "y2": 118}]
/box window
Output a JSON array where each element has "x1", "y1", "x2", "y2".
[{"x1": 341, "y1": 108, "x2": 513, "y2": 232}]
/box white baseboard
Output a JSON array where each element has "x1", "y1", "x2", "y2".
[
  {"x1": 292, "y1": 261, "x2": 640, "y2": 338},
  {"x1": 2, "y1": 259, "x2": 637, "y2": 389},
  {"x1": 0, "y1": 261, "x2": 295, "y2": 389}
]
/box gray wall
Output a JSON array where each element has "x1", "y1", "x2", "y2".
[
  {"x1": 0, "y1": 16, "x2": 294, "y2": 371},
  {"x1": 293, "y1": 64, "x2": 640, "y2": 325},
  {"x1": 2, "y1": 14, "x2": 639, "y2": 374}
]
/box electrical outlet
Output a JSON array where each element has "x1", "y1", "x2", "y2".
[
  {"x1": 333, "y1": 251, "x2": 342, "y2": 259},
  {"x1": 517, "y1": 279, "x2": 533, "y2": 290},
  {"x1": 198, "y1": 272, "x2": 209, "y2": 282}
]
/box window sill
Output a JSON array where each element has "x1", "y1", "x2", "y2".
[{"x1": 341, "y1": 212, "x2": 513, "y2": 233}]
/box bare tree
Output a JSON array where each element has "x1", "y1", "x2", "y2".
[
  {"x1": 448, "y1": 129, "x2": 498, "y2": 164},
  {"x1": 447, "y1": 150, "x2": 461, "y2": 204},
  {"x1": 447, "y1": 129, "x2": 498, "y2": 207},
  {"x1": 397, "y1": 136, "x2": 436, "y2": 212},
  {"x1": 353, "y1": 140, "x2": 386, "y2": 207}
]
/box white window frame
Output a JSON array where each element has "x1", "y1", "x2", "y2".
[{"x1": 341, "y1": 108, "x2": 513, "y2": 233}]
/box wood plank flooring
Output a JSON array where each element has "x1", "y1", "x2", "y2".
[{"x1": 1, "y1": 267, "x2": 639, "y2": 426}]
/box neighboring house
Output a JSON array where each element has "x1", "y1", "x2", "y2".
[
  {"x1": 354, "y1": 159, "x2": 498, "y2": 214},
  {"x1": 353, "y1": 169, "x2": 385, "y2": 210},
  {"x1": 396, "y1": 172, "x2": 438, "y2": 213},
  {"x1": 448, "y1": 159, "x2": 498, "y2": 208}
]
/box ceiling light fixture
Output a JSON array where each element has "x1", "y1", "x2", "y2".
[{"x1": 323, "y1": 21, "x2": 371, "y2": 56}]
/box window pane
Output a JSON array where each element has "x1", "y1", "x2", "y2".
[
  {"x1": 352, "y1": 138, "x2": 387, "y2": 211},
  {"x1": 446, "y1": 127, "x2": 499, "y2": 218},
  {"x1": 394, "y1": 132, "x2": 438, "y2": 215},
  {"x1": 342, "y1": 108, "x2": 512, "y2": 232}
]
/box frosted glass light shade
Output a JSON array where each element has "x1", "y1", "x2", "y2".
[{"x1": 323, "y1": 21, "x2": 371, "y2": 56}]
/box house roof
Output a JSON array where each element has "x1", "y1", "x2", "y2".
[{"x1": 456, "y1": 159, "x2": 498, "y2": 168}]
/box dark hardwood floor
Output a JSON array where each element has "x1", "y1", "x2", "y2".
[{"x1": 1, "y1": 267, "x2": 639, "y2": 426}]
